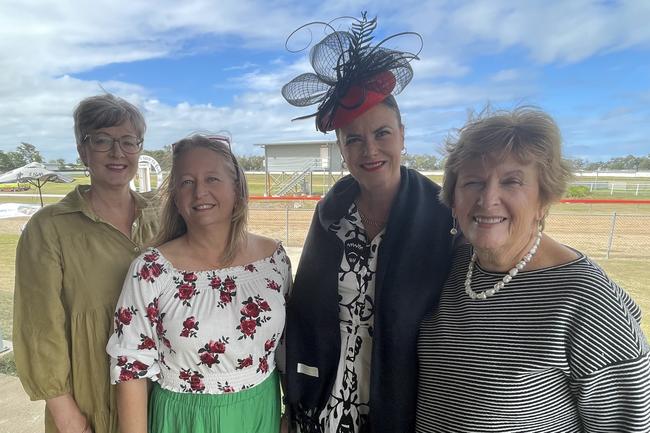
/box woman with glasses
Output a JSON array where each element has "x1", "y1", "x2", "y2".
[
  {"x1": 106, "y1": 134, "x2": 291, "y2": 433},
  {"x1": 14, "y1": 93, "x2": 159, "y2": 433}
]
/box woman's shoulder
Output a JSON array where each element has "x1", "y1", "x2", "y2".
[
  {"x1": 127, "y1": 247, "x2": 171, "y2": 284},
  {"x1": 244, "y1": 233, "x2": 285, "y2": 263}
]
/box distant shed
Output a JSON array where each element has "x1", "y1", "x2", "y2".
[{"x1": 256, "y1": 140, "x2": 342, "y2": 196}]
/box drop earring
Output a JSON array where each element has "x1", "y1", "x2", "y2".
[{"x1": 450, "y1": 217, "x2": 458, "y2": 236}]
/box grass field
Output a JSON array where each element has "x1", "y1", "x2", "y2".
[
  {"x1": 1, "y1": 174, "x2": 649, "y2": 376},
  {"x1": 2, "y1": 173, "x2": 650, "y2": 206}
]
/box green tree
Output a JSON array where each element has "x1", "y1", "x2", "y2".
[
  {"x1": 142, "y1": 145, "x2": 172, "y2": 171},
  {"x1": 0, "y1": 151, "x2": 13, "y2": 172},
  {"x1": 402, "y1": 154, "x2": 441, "y2": 170},
  {"x1": 638, "y1": 154, "x2": 650, "y2": 170},
  {"x1": 17, "y1": 142, "x2": 43, "y2": 163},
  {"x1": 237, "y1": 155, "x2": 264, "y2": 171}
]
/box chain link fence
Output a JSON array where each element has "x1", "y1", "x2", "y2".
[{"x1": 249, "y1": 203, "x2": 650, "y2": 260}]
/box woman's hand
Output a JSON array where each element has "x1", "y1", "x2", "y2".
[{"x1": 45, "y1": 393, "x2": 89, "y2": 433}]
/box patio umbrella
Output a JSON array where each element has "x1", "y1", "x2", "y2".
[{"x1": 0, "y1": 162, "x2": 73, "y2": 206}]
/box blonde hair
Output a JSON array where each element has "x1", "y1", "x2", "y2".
[
  {"x1": 153, "y1": 134, "x2": 248, "y2": 265},
  {"x1": 440, "y1": 106, "x2": 572, "y2": 220}
]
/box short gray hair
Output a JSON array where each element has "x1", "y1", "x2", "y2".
[
  {"x1": 73, "y1": 94, "x2": 146, "y2": 146},
  {"x1": 440, "y1": 106, "x2": 572, "y2": 212}
]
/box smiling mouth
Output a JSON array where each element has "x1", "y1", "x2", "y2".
[
  {"x1": 106, "y1": 164, "x2": 127, "y2": 170},
  {"x1": 193, "y1": 204, "x2": 215, "y2": 211},
  {"x1": 473, "y1": 216, "x2": 506, "y2": 224},
  {"x1": 360, "y1": 161, "x2": 385, "y2": 171}
]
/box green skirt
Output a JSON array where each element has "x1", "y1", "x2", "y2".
[{"x1": 149, "y1": 371, "x2": 280, "y2": 433}]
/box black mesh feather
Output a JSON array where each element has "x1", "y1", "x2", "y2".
[{"x1": 281, "y1": 12, "x2": 422, "y2": 132}]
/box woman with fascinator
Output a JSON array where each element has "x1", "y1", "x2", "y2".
[{"x1": 281, "y1": 14, "x2": 454, "y2": 433}]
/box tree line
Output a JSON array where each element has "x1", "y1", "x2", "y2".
[{"x1": 1, "y1": 142, "x2": 649, "y2": 173}]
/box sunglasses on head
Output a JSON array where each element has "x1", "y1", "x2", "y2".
[{"x1": 172, "y1": 134, "x2": 240, "y2": 183}]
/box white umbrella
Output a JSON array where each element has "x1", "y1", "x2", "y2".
[{"x1": 0, "y1": 162, "x2": 74, "y2": 206}]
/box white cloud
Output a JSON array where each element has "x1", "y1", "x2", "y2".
[
  {"x1": 0, "y1": 0, "x2": 649, "y2": 164},
  {"x1": 490, "y1": 69, "x2": 520, "y2": 82},
  {"x1": 444, "y1": 0, "x2": 650, "y2": 63}
]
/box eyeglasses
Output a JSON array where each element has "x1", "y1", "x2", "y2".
[
  {"x1": 207, "y1": 135, "x2": 241, "y2": 183},
  {"x1": 84, "y1": 133, "x2": 144, "y2": 154}
]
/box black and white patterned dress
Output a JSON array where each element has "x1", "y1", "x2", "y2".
[{"x1": 317, "y1": 203, "x2": 383, "y2": 433}]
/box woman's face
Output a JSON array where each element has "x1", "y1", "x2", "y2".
[
  {"x1": 452, "y1": 154, "x2": 546, "y2": 266},
  {"x1": 337, "y1": 102, "x2": 404, "y2": 193},
  {"x1": 173, "y1": 146, "x2": 237, "y2": 232},
  {"x1": 78, "y1": 121, "x2": 141, "y2": 190}
]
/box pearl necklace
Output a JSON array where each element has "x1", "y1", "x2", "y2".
[{"x1": 465, "y1": 229, "x2": 543, "y2": 300}]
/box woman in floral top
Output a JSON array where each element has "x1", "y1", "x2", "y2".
[{"x1": 106, "y1": 134, "x2": 291, "y2": 433}]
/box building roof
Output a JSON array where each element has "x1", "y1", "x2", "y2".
[{"x1": 255, "y1": 140, "x2": 336, "y2": 147}]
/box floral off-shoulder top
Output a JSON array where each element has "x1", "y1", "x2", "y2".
[{"x1": 106, "y1": 244, "x2": 291, "y2": 394}]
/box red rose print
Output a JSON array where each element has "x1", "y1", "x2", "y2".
[
  {"x1": 117, "y1": 307, "x2": 133, "y2": 325},
  {"x1": 177, "y1": 283, "x2": 195, "y2": 300},
  {"x1": 266, "y1": 278, "x2": 280, "y2": 292},
  {"x1": 240, "y1": 319, "x2": 257, "y2": 337},
  {"x1": 200, "y1": 352, "x2": 217, "y2": 367},
  {"x1": 190, "y1": 373, "x2": 205, "y2": 392},
  {"x1": 144, "y1": 252, "x2": 158, "y2": 262},
  {"x1": 183, "y1": 316, "x2": 197, "y2": 329},
  {"x1": 117, "y1": 356, "x2": 128, "y2": 367},
  {"x1": 208, "y1": 340, "x2": 226, "y2": 354},
  {"x1": 241, "y1": 302, "x2": 260, "y2": 318},
  {"x1": 183, "y1": 272, "x2": 197, "y2": 282},
  {"x1": 222, "y1": 385, "x2": 235, "y2": 393},
  {"x1": 259, "y1": 300, "x2": 271, "y2": 311},
  {"x1": 224, "y1": 277, "x2": 236, "y2": 292},
  {"x1": 237, "y1": 355, "x2": 253, "y2": 369},
  {"x1": 114, "y1": 306, "x2": 137, "y2": 337},
  {"x1": 179, "y1": 369, "x2": 191, "y2": 381},
  {"x1": 139, "y1": 266, "x2": 151, "y2": 281},
  {"x1": 150, "y1": 262, "x2": 163, "y2": 278},
  {"x1": 258, "y1": 356, "x2": 269, "y2": 374},
  {"x1": 244, "y1": 264, "x2": 256, "y2": 272},
  {"x1": 220, "y1": 291, "x2": 232, "y2": 304},
  {"x1": 264, "y1": 338, "x2": 275, "y2": 352},
  {"x1": 146, "y1": 300, "x2": 158, "y2": 326},
  {"x1": 210, "y1": 276, "x2": 222, "y2": 289},
  {"x1": 162, "y1": 336, "x2": 172, "y2": 350},
  {"x1": 138, "y1": 335, "x2": 156, "y2": 350},
  {"x1": 180, "y1": 316, "x2": 199, "y2": 338},
  {"x1": 119, "y1": 368, "x2": 135, "y2": 382},
  {"x1": 132, "y1": 360, "x2": 148, "y2": 372},
  {"x1": 198, "y1": 337, "x2": 229, "y2": 367}
]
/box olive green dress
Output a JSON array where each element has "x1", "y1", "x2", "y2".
[{"x1": 13, "y1": 185, "x2": 159, "y2": 433}]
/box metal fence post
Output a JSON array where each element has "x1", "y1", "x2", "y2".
[
  {"x1": 285, "y1": 206, "x2": 290, "y2": 246},
  {"x1": 606, "y1": 211, "x2": 617, "y2": 259}
]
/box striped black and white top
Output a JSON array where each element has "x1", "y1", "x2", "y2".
[{"x1": 416, "y1": 244, "x2": 650, "y2": 432}]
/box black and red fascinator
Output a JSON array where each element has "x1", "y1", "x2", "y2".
[{"x1": 281, "y1": 12, "x2": 422, "y2": 132}]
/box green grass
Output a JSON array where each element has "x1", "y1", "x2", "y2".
[
  {"x1": 2, "y1": 173, "x2": 650, "y2": 201},
  {"x1": 0, "y1": 352, "x2": 16, "y2": 376}
]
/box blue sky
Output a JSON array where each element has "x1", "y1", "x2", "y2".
[{"x1": 1, "y1": 0, "x2": 649, "y2": 163}]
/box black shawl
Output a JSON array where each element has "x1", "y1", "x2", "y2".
[{"x1": 286, "y1": 166, "x2": 454, "y2": 433}]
